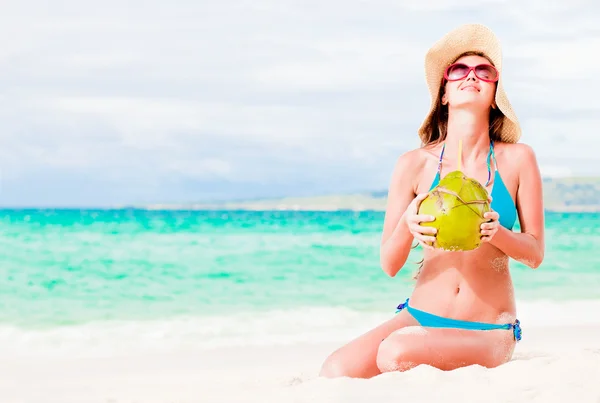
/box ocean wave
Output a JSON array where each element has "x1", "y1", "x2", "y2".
[{"x1": 1, "y1": 299, "x2": 599, "y2": 358}]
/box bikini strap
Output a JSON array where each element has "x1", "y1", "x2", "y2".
[
  {"x1": 485, "y1": 140, "x2": 498, "y2": 186},
  {"x1": 437, "y1": 143, "x2": 446, "y2": 174}
]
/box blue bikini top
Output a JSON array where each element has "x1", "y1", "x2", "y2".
[{"x1": 428, "y1": 141, "x2": 517, "y2": 231}]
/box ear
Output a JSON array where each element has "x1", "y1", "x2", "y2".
[{"x1": 441, "y1": 94, "x2": 448, "y2": 105}]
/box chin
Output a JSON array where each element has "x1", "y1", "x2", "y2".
[{"x1": 452, "y1": 97, "x2": 491, "y2": 109}]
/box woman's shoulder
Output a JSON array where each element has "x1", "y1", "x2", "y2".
[
  {"x1": 394, "y1": 148, "x2": 431, "y2": 182},
  {"x1": 388, "y1": 144, "x2": 441, "y2": 194},
  {"x1": 496, "y1": 141, "x2": 537, "y2": 156},
  {"x1": 393, "y1": 143, "x2": 442, "y2": 171},
  {"x1": 495, "y1": 141, "x2": 539, "y2": 167}
]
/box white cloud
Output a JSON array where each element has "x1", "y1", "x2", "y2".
[
  {"x1": 165, "y1": 158, "x2": 234, "y2": 179},
  {"x1": 47, "y1": 96, "x2": 207, "y2": 140},
  {"x1": 510, "y1": 36, "x2": 600, "y2": 81},
  {"x1": 500, "y1": 0, "x2": 598, "y2": 36},
  {"x1": 254, "y1": 37, "x2": 425, "y2": 91},
  {"x1": 395, "y1": 0, "x2": 510, "y2": 11},
  {"x1": 0, "y1": 0, "x2": 598, "y2": 204},
  {"x1": 521, "y1": 118, "x2": 599, "y2": 158}
]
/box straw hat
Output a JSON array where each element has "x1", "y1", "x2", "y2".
[{"x1": 417, "y1": 23, "x2": 521, "y2": 144}]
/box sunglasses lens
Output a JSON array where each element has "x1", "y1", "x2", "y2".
[
  {"x1": 446, "y1": 64, "x2": 470, "y2": 80},
  {"x1": 475, "y1": 65, "x2": 498, "y2": 81}
]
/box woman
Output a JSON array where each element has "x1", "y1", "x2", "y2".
[{"x1": 319, "y1": 23, "x2": 545, "y2": 378}]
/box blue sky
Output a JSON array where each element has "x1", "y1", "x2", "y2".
[{"x1": 0, "y1": 1, "x2": 598, "y2": 207}]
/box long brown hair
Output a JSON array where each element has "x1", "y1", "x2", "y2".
[{"x1": 419, "y1": 51, "x2": 506, "y2": 148}]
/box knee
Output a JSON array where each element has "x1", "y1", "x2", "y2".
[
  {"x1": 376, "y1": 330, "x2": 420, "y2": 373},
  {"x1": 319, "y1": 350, "x2": 352, "y2": 378}
]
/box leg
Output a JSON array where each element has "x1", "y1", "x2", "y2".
[
  {"x1": 319, "y1": 309, "x2": 418, "y2": 379},
  {"x1": 376, "y1": 326, "x2": 517, "y2": 372}
]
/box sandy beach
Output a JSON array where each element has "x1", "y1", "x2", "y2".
[{"x1": 0, "y1": 323, "x2": 598, "y2": 403}]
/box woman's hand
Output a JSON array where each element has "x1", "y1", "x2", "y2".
[
  {"x1": 402, "y1": 193, "x2": 437, "y2": 250},
  {"x1": 481, "y1": 208, "x2": 500, "y2": 243}
]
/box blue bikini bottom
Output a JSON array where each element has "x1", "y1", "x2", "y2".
[{"x1": 395, "y1": 298, "x2": 522, "y2": 341}]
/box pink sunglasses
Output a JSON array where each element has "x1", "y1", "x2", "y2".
[{"x1": 444, "y1": 63, "x2": 499, "y2": 83}]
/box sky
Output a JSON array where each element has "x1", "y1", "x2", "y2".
[{"x1": 0, "y1": 0, "x2": 598, "y2": 207}]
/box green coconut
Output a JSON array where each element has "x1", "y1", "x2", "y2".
[{"x1": 418, "y1": 170, "x2": 491, "y2": 251}]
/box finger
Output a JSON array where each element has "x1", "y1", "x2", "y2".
[
  {"x1": 409, "y1": 223, "x2": 437, "y2": 235},
  {"x1": 480, "y1": 222, "x2": 497, "y2": 230},
  {"x1": 481, "y1": 227, "x2": 498, "y2": 236},
  {"x1": 406, "y1": 214, "x2": 434, "y2": 225},
  {"x1": 482, "y1": 226, "x2": 498, "y2": 233},
  {"x1": 418, "y1": 240, "x2": 434, "y2": 250},
  {"x1": 415, "y1": 192, "x2": 429, "y2": 201},
  {"x1": 414, "y1": 233, "x2": 437, "y2": 245},
  {"x1": 481, "y1": 235, "x2": 490, "y2": 242},
  {"x1": 413, "y1": 193, "x2": 430, "y2": 207},
  {"x1": 411, "y1": 229, "x2": 434, "y2": 241},
  {"x1": 417, "y1": 224, "x2": 437, "y2": 235},
  {"x1": 414, "y1": 214, "x2": 436, "y2": 223},
  {"x1": 483, "y1": 211, "x2": 499, "y2": 221}
]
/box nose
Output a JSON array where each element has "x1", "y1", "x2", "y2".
[{"x1": 466, "y1": 68, "x2": 478, "y2": 81}]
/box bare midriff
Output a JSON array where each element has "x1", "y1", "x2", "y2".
[{"x1": 409, "y1": 244, "x2": 517, "y2": 325}]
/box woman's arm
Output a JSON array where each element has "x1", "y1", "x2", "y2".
[
  {"x1": 489, "y1": 144, "x2": 545, "y2": 269},
  {"x1": 380, "y1": 151, "x2": 427, "y2": 277}
]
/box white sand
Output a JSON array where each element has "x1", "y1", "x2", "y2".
[{"x1": 0, "y1": 325, "x2": 599, "y2": 403}]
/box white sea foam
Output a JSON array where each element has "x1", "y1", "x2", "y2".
[{"x1": 1, "y1": 299, "x2": 599, "y2": 358}]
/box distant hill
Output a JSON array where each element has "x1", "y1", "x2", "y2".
[
  {"x1": 541, "y1": 177, "x2": 600, "y2": 211},
  {"x1": 145, "y1": 177, "x2": 600, "y2": 212}
]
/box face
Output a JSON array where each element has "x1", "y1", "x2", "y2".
[{"x1": 441, "y1": 55, "x2": 498, "y2": 111}]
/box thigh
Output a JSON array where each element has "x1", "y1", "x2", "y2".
[
  {"x1": 319, "y1": 309, "x2": 419, "y2": 379},
  {"x1": 376, "y1": 326, "x2": 517, "y2": 372}
]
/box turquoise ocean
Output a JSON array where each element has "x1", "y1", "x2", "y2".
[{"x1": 1, "y1": 209, "x2": 599, "y2": 356}]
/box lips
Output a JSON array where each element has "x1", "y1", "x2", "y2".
[{"x1": 461, "y1": 85, "x2": 480, "y2": 92}]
